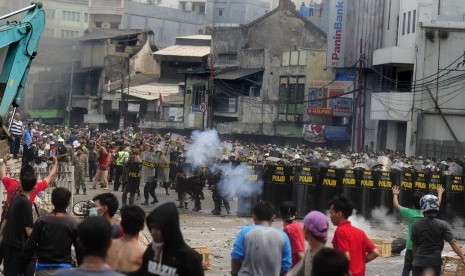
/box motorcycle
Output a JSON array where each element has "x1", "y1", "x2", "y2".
[{"x1": 72, "y1": 200, "x2": 94, "y2": 217}]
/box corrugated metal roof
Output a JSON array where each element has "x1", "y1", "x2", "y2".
[
  {"x1": 215, "y1": 68, "x2": 263, "y2": 80},
  {"x1": 79, "y1": 28, "x2": 149, "y2": 41},
  {"x1": 176, "y1": 35, "x2": 211, "y2": 40},
  {"x1": 153, "y1": 45, "x2": 210, "y2": 57}
]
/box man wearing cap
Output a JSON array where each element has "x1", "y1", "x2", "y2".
[
  {"x1": 411, "y1": 195, "x2": 465, "y2": 276},
  {"x1": 288, "y1": 211, "x2": 329, "y2": 276},
  {"x1": 280, "y1": 201, "x2": 305, "y2": 268},
  {"x1": 57, "y1": 138, "x2": 68, "y2": 181},
  {"x1": 329, "y1": 195, "x2": 379, "y2": 276}
]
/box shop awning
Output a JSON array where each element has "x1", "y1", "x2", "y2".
[
  {"x1": 324, "y1": 126, "x2": 350, "y2": 141},
  {"x1": 215, "y1": 68, "x2": 263, "y2": 80}
]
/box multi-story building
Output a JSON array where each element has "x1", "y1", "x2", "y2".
[
  {"x1": 172, "y1": 0, "x2": 334, "y2": 143},
  {"x1": 372, "y1": 0, "x2": 465, "y2": 158},
  {"x1": 72, "y1": 28, "x2": 159, "y2": 127},
  {"x1": 89, "y1": 0, "x2": 271, "y2": 48},
  {"x1": 1, "y1": 0, "x2": 90, "y2": 39}
]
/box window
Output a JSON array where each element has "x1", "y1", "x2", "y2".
[
  {"x1": 278, "y1": 76, "x2": 305, "y2": 115},
  {"x1": 110, "y1": 22, "x2": 119, "y2": 29},
  {"x1": 199, "y1": 4, "x2": 206, "y2": 14},
  {"x1": 62, "y1": 11, "x2": 81, "y2": 22},
  {"x1": 402, "y1": 12, "x2": 406, "y2": 35},
  {"x1": 407, "y1": 11, "x2": 411, "y2": 34},
  {"x1": 192, "y1": 85, "x2": 205, "y2": 107},
  {"x1": 84, "y1": 13, "x2": 89, "y2": 23},
  {"x1": 95, "y1": 21, "x2": 102, "y2": 28},
  {"x1": 412, "y1": 10, "x2": 416, "y2": 33},
  {"x1": 218, "y1": 8, "x2": 223, "y2": 16}
]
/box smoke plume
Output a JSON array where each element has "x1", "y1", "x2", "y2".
[
  {"x1": 214, "y1": 163, "x2": 264, "y2": 198},
  {"x1": 185, "y1": 129, "x2": 221, "y2": 169}
]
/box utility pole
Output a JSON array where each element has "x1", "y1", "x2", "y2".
[
  {"x1": 119, "y1": 59, "x2": 124, "y2": 130},
  {"x1": 357, "y1": 39, "x2": 363, "y2": 152},
  {"x1": 208, "y1": 54, "x2": 214, "y2": 129},
  {"x1": 66, "y1": 62, "x2": 74, "y2": 126}
]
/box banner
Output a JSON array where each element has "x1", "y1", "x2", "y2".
[
  {"x1": 302, "y1": 124, "x2": 326, "y2": 143},
  {"x1": 327, "y1": 0, "x2": 347, "y2": 67}
]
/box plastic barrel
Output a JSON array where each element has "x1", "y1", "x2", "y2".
[
  {"x1": 262, "y1": 165, "x2": 293, "y2": 215},
  {"x1": 237, "y1": 164, "x2": 263, "y2": 217},
  {"x1": 443, "y1": 175, "x2": 465, "y2": 221},
  {"x1": 376, "y1": 171, "x2": 396, "y2": 214},
  {"x1": 398, "y1": 171, "x2": 414, "y2": 209},
  {"x1": 292, "y1": 166, "x2": 318, "y2": 218},
  {"x1": 318, "y1": 167, "x2": 341, "y2": 212},
  {"x1": 340, "y1": 168, "x2": 361, "y2": 215},
  {"x1": 360, "y1": 170, "x2": 376, "y2": 218}
]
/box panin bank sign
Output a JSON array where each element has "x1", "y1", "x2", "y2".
[{"x1": 326, "y1": 0, "x2": 347, "y2": 68}]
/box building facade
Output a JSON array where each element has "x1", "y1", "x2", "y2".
[{"x1": 371, "y1": 0, "x2": 465, "y2": 159}]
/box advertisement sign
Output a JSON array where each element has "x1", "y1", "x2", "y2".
[
  {"x1": 332, "y1": 97, "x2": 353, "y2": 117},
  {"x1": 307, "y1": 81, "x2": 354, "y2": 116},
  {"x1": 327, "y1": 0, "x2": 347, "y2": 67}
]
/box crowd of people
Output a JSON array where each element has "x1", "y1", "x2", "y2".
[{"x1": 2, "y1": 119, "x2": 465, "y2": 275}]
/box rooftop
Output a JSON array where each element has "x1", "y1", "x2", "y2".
[{"x1": 79, "y1": 28, "x2": 149, "y2": 41}]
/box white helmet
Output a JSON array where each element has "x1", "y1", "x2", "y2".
[
  {"x1": 420, "y1": 194, "x2": 439, "y2": 214},
  {"x1": 58, "y1": 138, "x2": 64, "y2": 143}
]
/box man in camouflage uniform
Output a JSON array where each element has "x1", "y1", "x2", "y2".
[{"x1": 73, "y1": 146, "x2": 88, "y2": 195}]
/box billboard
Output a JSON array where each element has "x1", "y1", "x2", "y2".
[
  {"x1": 326, "y1": 0, "x2": 347, "y2": 68},
  {"x1": 306, "y1": 81, "x2": 353, "y2": 117}
]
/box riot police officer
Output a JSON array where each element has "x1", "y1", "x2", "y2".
[{"x1": 211, "y1": 168, "x2": 230, "y2": 216}]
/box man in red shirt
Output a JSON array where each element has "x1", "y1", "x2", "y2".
[
  {"x1": 280, "y1": 201, "x2": 305, "y2": 268},
  {"x1": 91, "y1": 142, "x2": 109, "y2": 190},
  {"x1": 329, "y1": 195, "x2": 379, "y2": 276},
  {"x1": 1, "y1": 154, "x2": 58, "y2": 220}
]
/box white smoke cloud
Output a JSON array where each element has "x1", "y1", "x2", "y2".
[
  {"x1": 185, "y1": 129, "x2": 221, "y2": 169},
  {"x1": 348, "y1": 210, "x2": 373, "y2": 236},
  {"x1": 370, "y1": 206, "x2": 398, "y2": 232},
  {"x1": 214, "y1": 163, "x2": 264, "y2": 199}
]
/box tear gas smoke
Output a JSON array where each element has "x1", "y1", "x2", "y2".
[
  {"x1": 371, "y1": 206, "x2": 398, "y2": 232},
  {"x1": 185, "y1": 129, "x2": 221, "y2": 169},
  {"x1": 214, "y1": 163, "x2": 264, "y2": 199},
  {"x1": 348, "y1": 210, "x2": 373, "y2": 236},
  {"x1": 185, "y1": 129, "x2": 263, "y2": 200}
]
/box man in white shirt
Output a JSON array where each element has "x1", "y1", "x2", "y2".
[{"x1": 9, "y1": 113, "x2": 23, "y2": 159}]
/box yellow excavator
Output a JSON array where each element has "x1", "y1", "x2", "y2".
[{"x1": 0, "y1": 3, "x2": 45, "y2": 157}]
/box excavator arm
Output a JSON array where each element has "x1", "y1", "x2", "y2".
[
  {"x1": 0, "y1": 3, "x2": 44, "y2": 157},
  {"x1": 0, "y1": 2, "x2": 45, "y2": 118}
]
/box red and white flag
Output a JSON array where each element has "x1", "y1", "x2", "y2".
[{"x1": 158, "y1": 93, "x2": 164, "y2": 106}]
